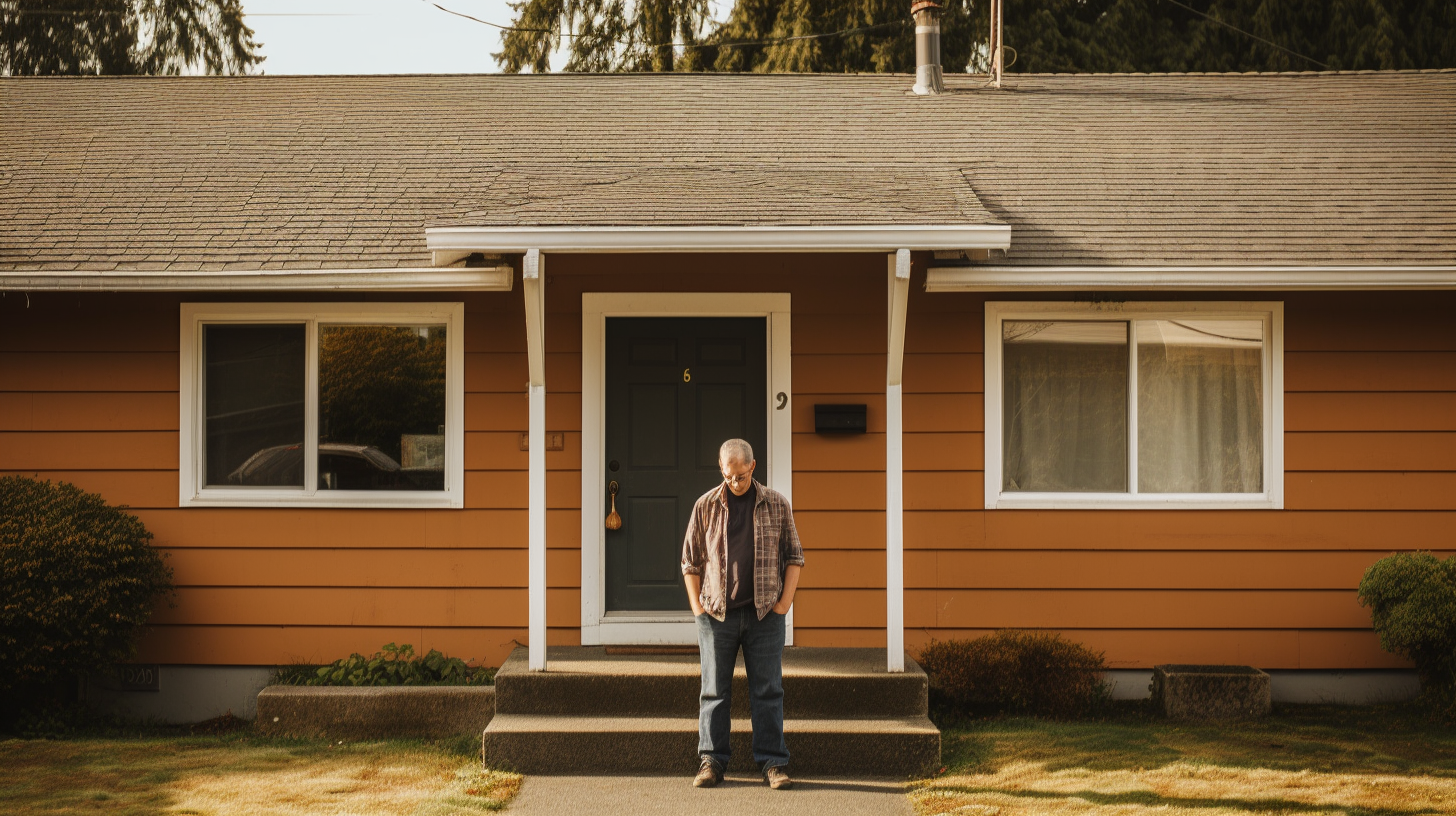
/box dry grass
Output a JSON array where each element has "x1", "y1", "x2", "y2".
[
  {"x1": 912, "y1": 707, "x2": 1456, "y2": 816},
  {"x1": 0, "y1": 736, "x2": 521, "y2": 815}
]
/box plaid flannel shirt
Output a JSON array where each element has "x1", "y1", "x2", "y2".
[{"x1": 681, "y1": 478, "x2": 805, "y2": 621}]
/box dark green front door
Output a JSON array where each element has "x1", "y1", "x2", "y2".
[{"x1": 604, "y1": 317, "x2": 768, "y2": 612}]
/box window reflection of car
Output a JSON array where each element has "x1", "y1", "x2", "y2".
[{"x1": 228, "y1": 443, "x2": 439, "y2": 490}]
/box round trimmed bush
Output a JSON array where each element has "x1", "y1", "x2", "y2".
[
  {"x1": 1358, "y1": 552, "x2": 1456, "y2": 708},
  {"x1": 0, "y1": 476, "x2": 173, "y2": 696},
  {"x1": 918, "y1": 630, "x2": 1110, "y2": 720}
]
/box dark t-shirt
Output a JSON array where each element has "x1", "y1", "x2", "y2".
[{"x1": 725, "y1": 484, "x2": 757, "y2": 610}]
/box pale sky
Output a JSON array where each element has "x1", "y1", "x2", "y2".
[
  {"x1": 244, "y1": 0, "x2": 732, "y2": 74},
  {"x1": 244, "y1": 0, "x2": 527, "y2": 75}
]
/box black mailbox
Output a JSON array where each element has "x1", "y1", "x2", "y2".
[{"x1": 814, "y1": 404, "x2": 867, "y2": 434}]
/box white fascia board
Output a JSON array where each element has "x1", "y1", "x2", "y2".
[
  {"x1": 426, "y1": 224, "x2": 1012, "y2": 253},
  {"x1": 0, "y1": 267, "x2": 514, "y2": 292},
  {"x1": 926, "y1": 265, "x2": 1456, "y2": 291}
]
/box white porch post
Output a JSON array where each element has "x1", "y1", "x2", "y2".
[
  {"x1": 886, "y1": 249, "x2": 910, "y2": 673},
  {"x1": 523, "y1": 249, "x2": 548, "y2": 671}
]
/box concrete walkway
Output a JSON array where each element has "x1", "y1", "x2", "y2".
[{"x1": 505, "y1": 773, "x2": 915, "y2": 815}]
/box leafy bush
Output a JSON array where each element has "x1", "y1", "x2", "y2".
[
  {"x1": 279, "y1": 643, "x2": 494, "y2": 686},
  {"x1": 1358, "y1": 552, "x2": 1456, "y2": 712},
  {"x1": 0, "y1": 477, "x2": 173, "y2": 701},
  {"x1": 918, "y1": 630, "x2": 1110, "y2": 720}
]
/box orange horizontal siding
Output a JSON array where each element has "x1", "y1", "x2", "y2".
[
  {"x1": 465, "y1": 431, "x2": 582, "y2": 471},
  {"x1": 1286, "y1": 392, "x2": 1456, "y2": 431},
  {"x1": 905, "y1": 311, "x2": 984, "y2": 354},
  {"x1": 903, "y1": 353, "x2": 983, "y2": 393},
  {"x1": 464, "y1": 392, "x2": 581, "y2": 431},
  {"x1": 795, "y1": 354, "x2": 885, "y2": 394},
  {"x1": 900, "y1": 628, "x2": 1407, "y2": 670},
  {"x1": 1286, "y1": 432, "x2": 1456, "y2": 471},
  {"x1": 0, "y1": 352, "x2": 177, "y2": 392},
  {"x1": 968, "y1": 510, "x2": 1455, "y2": 551},
  {"x1": 0, "y1": 392, "x2": 177, "y2": 431},
  {"x1": 135, "y1": 625, "x2": 578, "y2": 666},
  {"x1": 1285, "y1": 351, "x2": 1456, "y2": 392},
  {"x1": 921, "y1": 550, "x2": 1454, "y2": 590},
  {"x1": 163, "y1": 547, "x2": 580, "y2": 589},
  {"x1": 914, "y1": 588, "x2": 1373, "y2": 630},
  {"x1": 792, "y1": 432, "x2": 885, "y2": 471},
  {"x1": 135, "y1": 508, "x2": 582, "y2": 550},
  {"x1": 0, "y1": 431, "x2": 176, "y2": 470},
  {"x1": 904, "y1": 393, "x2": 982, "y2": 432},
  {"x1": 0, "y1": 306, "x2": 178, "y2": 352},
  {"x1": 152, "y1": 587, "x2": 580, "y2": 627},
  {"x1": 464, "y1": 351, "x2": 580, "y2": 394},
  {"x1": 1284, "y1": 302, "x2": 1456, "y2": 351},
  {"x1": 1286, "y1": 472, "x2": 1456, "y2": 510},
  {"x1": 792, "y1": 313, "x2": 883, "y2": 354}
]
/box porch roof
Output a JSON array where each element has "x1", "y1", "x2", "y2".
[{"x1": 1, "y1": 70, "x2": 1454, "y2": 277}]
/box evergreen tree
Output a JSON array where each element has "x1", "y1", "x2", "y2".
[
  {"x1": 0, "y1": 0, "x2": 261, "y2": 76},
  {"x1": 495, "y1": 0, "x2": 1456, "y2": 74}
]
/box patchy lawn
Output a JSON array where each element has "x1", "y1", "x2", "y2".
[
  {"x1": 0, "y1": 734, "x2": 520, "y2": 816},
  {"x1": 912, "y1": 705, "x2": 1456, "y2": 816}
]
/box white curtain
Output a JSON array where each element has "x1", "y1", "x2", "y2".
[
  {"x1": 1001, "y1": 318, "x2": 1263, "y2": 495},
  {"x1": 1003, "y1": 321, "x2": 1128, "y2": 492},
  {"x1": 1137, "y1": 320, "x2": 1263, "y2": 493}
]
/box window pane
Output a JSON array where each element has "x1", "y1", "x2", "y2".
[
  {"x1": 318, "y1": 325, "x2": 447, "y2": 491},
  {"x1": 204, "y1": 324, "x2": 306, "y2": 487},
  {"x1": 1137, "y1": 319, "x2": 1263, "y2": 493},
  {"x1": 1003, "y1": 321, "x2": 1128, "y2": 492}
]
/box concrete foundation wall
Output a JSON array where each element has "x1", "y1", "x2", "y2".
[
  {"x1": 87, "y1": 665, "x2": 273, "y2": 724},
  {"x1": 1105, "y1": 669, "x2": 1420, "y2": 705}
]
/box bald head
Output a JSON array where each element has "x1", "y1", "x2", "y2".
[{"x1": 718, "y1": 438, "x2": 754, "y2": 468}]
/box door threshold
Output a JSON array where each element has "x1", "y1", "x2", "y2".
[
  {"x1": 604, "y1": 645, "x2": 699, "y2": 656},
  {"x1": 600, "y1": 611, "x2": 695, "y2": 623}
]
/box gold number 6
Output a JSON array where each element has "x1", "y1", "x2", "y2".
[{"x1": 682, "y1": 368, "x2": 691, "y2": 383}]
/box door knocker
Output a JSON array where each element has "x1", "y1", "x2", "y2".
[{"x1": 605, "y1": 480, "x2": 622, "y2": 530}]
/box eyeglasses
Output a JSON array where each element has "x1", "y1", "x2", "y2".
[{"x1": 722, "y1": 466, "x2": 754, "y2": 486}]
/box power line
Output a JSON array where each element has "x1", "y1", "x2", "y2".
[
  {"x1": 427, "y1": 0, "x2": 908, "y2": 51},
  {"x1": 1160, "y1": 0, "x2": 1328, "y2": 69}
]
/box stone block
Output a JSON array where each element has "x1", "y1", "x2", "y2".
[
  {"x1": 256, "y1": 686, "x2": 494, "y2": 739},
  {"x1": 1152, "y1": 664, "x2": 1271, "y2": 720}
]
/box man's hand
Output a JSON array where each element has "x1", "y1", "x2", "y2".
[
  {"x1": 685, "y1": 572, "x2": 705, "y2": 616},
  {"x1": 772, "y1": 564, "x2": 802, "y2": 615}
]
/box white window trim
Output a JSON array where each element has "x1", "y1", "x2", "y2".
[
  {"x1": 579, "y1": 293, "x2": 793, "y2": 646},
  {"x1": 179, "y1": 302, "x2": 466, "y2": 509},
  {"x1": 984, "y1": 301, "x2": 1284, "y2": 510}
]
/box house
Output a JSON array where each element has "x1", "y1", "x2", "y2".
[{"x1": 1, "y1": 65, "x2": 1453, "y2": 723}]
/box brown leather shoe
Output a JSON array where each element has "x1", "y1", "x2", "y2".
[
  {"x1": 764, "y1": 765, "x2": 793, "y2": 790},
  {"x1": 693, "y1": 757, "x2": 722, "y2": 788}
]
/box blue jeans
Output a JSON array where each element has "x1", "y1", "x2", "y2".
[{"x1": 696, "y1": 606, "x2": 789, "y2": 772}]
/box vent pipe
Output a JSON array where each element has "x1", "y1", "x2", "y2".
[{"x1": 911, "y1": 0, "x2": 945, "y2": 96}]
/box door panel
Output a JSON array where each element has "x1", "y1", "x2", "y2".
[{"x1": 605, "y1": 317, "x2": 767, "y2": 613}]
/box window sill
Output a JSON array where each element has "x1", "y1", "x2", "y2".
[
  {"x1": 181, "y1": 491, "x2": 463, "y2": 509},
  {"x1": 987, "y1": 493, "x2": 1279, "y2": 510}
]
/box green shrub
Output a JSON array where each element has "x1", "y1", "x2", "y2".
[
  {"x1": 918, "y1": 630, "x2": 1110, "y2": 720},
  {"x1": 281, "y1": 643, "x2": 494, "y2": 686},
  {"x1": 0, "y1": 476, "x2": 174, "y2": 701},
  {"x1": 1358, "y1": 552, "x2": 1456, "y2": 712}
]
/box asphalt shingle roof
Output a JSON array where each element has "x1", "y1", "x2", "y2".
[{"x1": 1, "y1": 71, "x2": 1453, "y2": 272}]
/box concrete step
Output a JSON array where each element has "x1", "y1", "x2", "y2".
[
  {"x1": 482, "y1": 713, "x2": 940, "y2": 777},
  {"x1": 493, "y1": 646, "x2": 928, "y2": 718}
]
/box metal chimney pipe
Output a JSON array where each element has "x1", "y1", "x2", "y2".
[{"x1": 911, "y1": 0, "x2": 945, "y2": 96}]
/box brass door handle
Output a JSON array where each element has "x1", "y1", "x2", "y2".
[{"x1": 605, "y1": 480, "x2": 622, "y2": 530}]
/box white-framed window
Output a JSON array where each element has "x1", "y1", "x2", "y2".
[
  {"x1": 179, "y1": 303, "x2": 465, "y2": 508},
  {"x1": 984, "y1": 301, "x2": 1283, "y2": 510}
]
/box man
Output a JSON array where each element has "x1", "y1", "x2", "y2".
[{"x1": 681, "y1": 438, "x2": 805, "y2": 791}]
